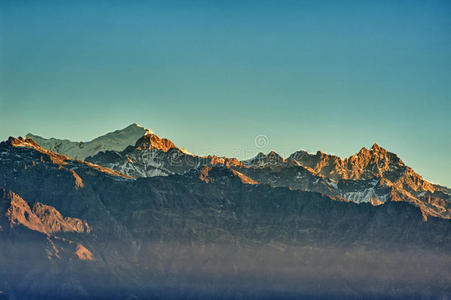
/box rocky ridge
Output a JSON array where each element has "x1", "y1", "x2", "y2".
[
  {"x1": 76, "y1": 126, "x2": 449, "y2": 219},
  {"x1": 0, "y1": 137, "x2": 451, "y2": 298},
  {"x1": 86, "y1": 131, "x2": 245, "y2": 178}
]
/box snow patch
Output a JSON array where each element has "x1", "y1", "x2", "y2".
[{"x1": 342, "y1": 188, "x2": 387, "y2": 204}]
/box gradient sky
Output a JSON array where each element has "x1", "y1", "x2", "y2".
[{"x1": 0, "y1": 0, "x2": 450, "y2": 186}]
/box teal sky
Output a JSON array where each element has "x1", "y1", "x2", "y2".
[{"x1": 0, "y1": 0, "x2": 450, "y2": 186}]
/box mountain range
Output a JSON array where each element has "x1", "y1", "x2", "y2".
[
  {"x1": 1, "y1": 124, "x2": 450, "y2": 299},
  {"x1": 78, "y1": 124, "x2": 449, "y2": 219}
]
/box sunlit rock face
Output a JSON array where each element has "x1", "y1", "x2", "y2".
[
  {"x1": 26, "y1": 123, "x2": 148, "y2": 160},
  {"x1": 238, "y1": 143, "x2": 450, "y2": 218},
  {"x1": 28, "y1": 124, "x2": 449, "y2": 219},
  {"x1": 282, "y1": 144, "x2": 450, "y2": 218},
  {"x1": 134, "y1": 132, "x2": 177, "y2": 152},
  {"x1": 85, "y1": 130, "x2": 245, "y2": 178},
  {"x1": 3, "y1": 189, "x2": 90, "y2": 234},
  {"x1": 1, "y1": 137, "x2": 451, "y2": 299}
]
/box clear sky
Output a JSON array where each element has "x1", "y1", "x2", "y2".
[{"x1": 0, "y1": 0, "x2": 450, "y2": 186}]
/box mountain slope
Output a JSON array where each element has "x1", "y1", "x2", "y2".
[
  {"x1": 239, "y1": 144, "x2": 450, "y2": 218},
  {"x1": 26, "y1": 123, "x2": 148, "y2": 160},
  {"x1": 86, "y1": 131, "x2": 244, "y2": 177},
  {"x1": 0, "y1": 188, "x2": 97, "y2": 298},
  {"x1": 1, "y1": 138, "x2": 451, "y2": 298},
  {"x1": 285, "y1": 144, "x2": 450, "y2": 217},
  {"x1": 74, "y1": 125, "x2": 450, "y2": 219}
]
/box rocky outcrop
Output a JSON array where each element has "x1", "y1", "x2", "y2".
[
  {"x1": 86, "y1": 133, "x2": 245, "y2": 178},
  {"x1": 1, "y1": 189, "x2": 90, "y2": 234},
  {"x1": 134, "y1": 132, "x2": 177, "y2": 152},
  {"x1": 244, "y1": 144, "x2": 450, "y2": 218}
]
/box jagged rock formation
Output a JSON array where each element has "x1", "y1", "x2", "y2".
[
  {"x1": 3, "y1": 189, "x2": 90, "y2": 234},
  {"x1": 0, "y1": 188, "x2": 95, "y2": 298},
  {"x1": 225, "y1": 144, "x2": 447, "y2": 218},
  {"x1": 197, "y1": 166, "x2": 258, "y2": 185},
  {"x1": 0, "y1": 139, "x2": 451, "y2": 298},
  {"x1": 134, "y1": 131, "x2": 177, "y2": 152},
  {"x1": 289, "y1": 143, "x2": 430, "y2": 182},
  {"x1": 81, "y1": 127, "x2": 449, "y2": 219},
  {"x1": 86, "y1": 131, "x2": 244, "y2": 177},
  {"x1": 244, "y1": 151, "x2": 286, "y2": 167},
  {"x1": 26, "y1": 123, "x2": 149, "y2": 160},
  {"x1": 284, "y1": 144, "x2": 449, "y2": 218},
  {"x1": 5, "y1": 136, "x2": 131, "y2": 180}
]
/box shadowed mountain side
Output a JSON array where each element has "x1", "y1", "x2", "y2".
[
  {"x1": 86, "y1": 132, "x2": 244, "y2": 177},
  {"x1": 246, "y1": 147, "x2": 450, "y2": 219},
  {"x1": 1, "y1": 136, "x2": 451, "y2": 298},
  {"x1": 3, "y1": 136, "x2": 132, "y2": 180},
  {"x1": 75, "y1": 126, "x2": 450, "y2": 219},
  {"x1": 27, "y1": 124, "x2": 449, "y2": 219},
  {"x1": 0, "y1": 189, "x2": 104, "y2": 299}
]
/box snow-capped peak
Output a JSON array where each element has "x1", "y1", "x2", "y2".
[{"x1": 26, "y1": 124, "x2": 149, "y2": 160}]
